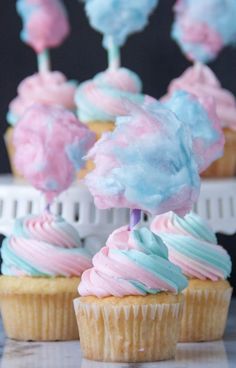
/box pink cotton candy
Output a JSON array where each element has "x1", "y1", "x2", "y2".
[
  {"x1": 13, "y1": 104, "x2": 96, "y2": 203},
  {"x1": 17, "y1": 0, "x2": 70, "y2": 53}
]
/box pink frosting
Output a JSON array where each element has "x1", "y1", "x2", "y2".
[
  {"x1": 162, "y1": 63, "x2": 236, "y2": 130},
  {"x1": 19, "y1": 0, "x2": 70, "y2": 53},
  {"x1": 8, "y1": 71, "x2": 77, "y2": 124},
  {"x1": 13, "y1": 104, "x2": 95, "y2": 203}
]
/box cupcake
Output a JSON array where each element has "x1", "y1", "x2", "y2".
[
  {"x1": 74, "y1": 226, "x2": 188, "y2": 362},
  {"x1": 0, "y1": 212, "x2": 92, "y2": 341},
  {"x1": 162, "y1": 63, "x2": 236, "y2": 178},
  {"x1": 5, "y1": 71, "x2": 77, "y2": 177},
  {"x1": 151, "y1": 211, "x2": 232, "y2": 342},
  {"x1": 0, "y1": 104, "x2": 95, "y2": 341}
]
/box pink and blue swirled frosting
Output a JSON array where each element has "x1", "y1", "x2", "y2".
[
  {"x1": 75, "y1": 68, "x2": 144, "y2": 123},
  {"x1": 151, "y1": 212, "x2": 232, "y2": 281},
  {"x1": 1, "y1": 213, "x2": 92, "y2": 277},
  {"x1": 79, "y1": 226, "x2": 188, "y2": 297}
]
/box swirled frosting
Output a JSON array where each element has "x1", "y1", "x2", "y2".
[
  {"x1": 75, "y1": 67, "x2": 144, "y2": 123},
  {"x1": 151, "y1": 212, "x2": 232, "y2": 281},
  {"x1": 162, "y1": 63, "x2": 236, "y2": 131},
  {"x1": 1, "y1": 213, "x2": 92, "y2": 277},
  {"x1": 7, "y1": 71, "x2": 77, "y2": 126},
  {"x1": 78, "y1": 226, "x2": 188, "y2": 297}
]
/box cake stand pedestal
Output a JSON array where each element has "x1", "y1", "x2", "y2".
[{"x1": 0, "y1": 175, "x2": 235, "y2": 242}]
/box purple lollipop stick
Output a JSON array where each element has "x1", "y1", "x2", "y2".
[{"x1": 129, "y1": 209, "x2": 141, "y2": 230}]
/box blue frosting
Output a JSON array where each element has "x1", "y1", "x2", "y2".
[
  {"x1": 163, "y1": 90, "x2": 223, "y2": 172},
  {"x1": 172, "y1": 0, "x2": 236, "y2": 63},
  {"x1": 84, "y1": 0, "x2": 159, "y2": 48}
]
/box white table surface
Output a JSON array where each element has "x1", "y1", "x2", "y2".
[{"x1": 0, "y1": 299, "x2": 235, "y2": 368}]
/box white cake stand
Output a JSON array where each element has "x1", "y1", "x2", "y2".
[{"x1": 0, "y1": 175, "x2": 235, "y2": 243}]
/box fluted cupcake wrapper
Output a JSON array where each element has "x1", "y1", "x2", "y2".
[
  {"x1": 0, "y1": 292, "x2": 79, "y2": 341},
  {"x1": 180, "y1": 286, "x2": 232, "y2": 342},
  {"x1": 74, "y1": 297, "x2": 183, "y2": 363}
]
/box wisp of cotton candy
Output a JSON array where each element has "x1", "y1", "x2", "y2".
[
  {"x1": 84, "y1": 0, "x2": 158, "y2": 49},
  {"x1": 16, "y1": 0, "x2": 70, "y2": 53},
  {"x1": 85, "y1": 98, "x2": 200, "y2": 216},
  {"x1": 13, "y1": 104, "x2": 95, "y2": 204},
  {"x1": 172, "y1": 0, "x2": 236, "y2": 63},
  {"x1": 162, "y1": 90, "x2": 224, "y2": 173}
]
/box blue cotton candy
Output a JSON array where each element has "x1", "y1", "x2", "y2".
[
  {"x1": 84, "y1": 0, "x2": 158, "y2": 48},
  {"x1": 85, "y1": 98, "x2": 200, "y2": 216},
  {"x1": 163, "y1": 90, "x2": 224, "y2": 172}
]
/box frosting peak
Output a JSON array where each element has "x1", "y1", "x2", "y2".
[
  {"x1": 1, "y1": 213, "x2": 92, "y2": 277},
  {"x1": 151, "y1": 212, "x2": 232, "y2": 281},
  {"x1": 78, "y1": 226, "x2": 188, "y2": 298},
  {"x1": 162, "y1": 64, "x2": 236, "y2": 131},
  {"x1": 75, "y1": 67, "x2": 144, "y2": 123}
]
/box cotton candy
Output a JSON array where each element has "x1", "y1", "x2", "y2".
[
  {"x1": 163, "y1": 90, "x2": 224, "y2": 173},
  {"x1": 14, "y1": 104, "x2": 95, "y2": 203},
  {"x1": 16, "y1": 0, "x2": 70, "y2": 53},
  {"x1": 85, "y1": 98, "x2": 200, "y2": 216},
  {"x1": 172, "y1": 0, "x2": 236, "y2": 63},
  {"x1": 84, "y1": 0, "x2": 158, "y2": 49}
]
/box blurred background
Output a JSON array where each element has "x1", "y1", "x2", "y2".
[{"x1": 0, "y1": 0, "x2": 235, "y2": 291}]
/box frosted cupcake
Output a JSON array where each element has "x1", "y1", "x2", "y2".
[
  {"x1": 0, "y1": 104, "x2": 95, "y2": 341},
  {"x1": 0, "y1": 212, "x2": 92, "y2": 341},
  {"x1": 151, "y1": 211, "x2": 232, "y2": 342},
  {"x1": 75, "y1": 94, "x2": 201, "y2": 360},
  {"x1": 162, "y1": 63, "x2": 236, "y2": 177},
  {"x1": 74, "y1": 226, "x2": 188, "y2": 362}
]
